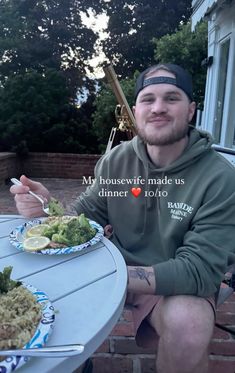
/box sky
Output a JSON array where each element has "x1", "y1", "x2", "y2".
[{"x1": 80, "y1": 9, "x2": 109, "y2": 79}]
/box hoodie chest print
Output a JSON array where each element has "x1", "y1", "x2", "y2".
[{"x1": 167, "y1": 202, "x2": 194, "y2": 222}]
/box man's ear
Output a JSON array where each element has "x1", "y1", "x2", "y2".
[
  {"x1": 132, "y1": 106, "x2": 136, "y2": 116},
  {"x1": 189, "y1": 101, "x2": 196, "y2": 122}
]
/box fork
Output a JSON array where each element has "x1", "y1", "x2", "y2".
[
  {"x1": 0, "y1": 343, "x2": 84, "y2": 357},
  {"x1": 11, "y1": 178, "x2": 50, "y2": 215}
]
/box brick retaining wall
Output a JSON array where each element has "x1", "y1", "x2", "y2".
[
  {"x1": 21, "y1": 152, "x2": 101, "y2": 179},
  {"x1": 0, "y1": 153, "x2": 21, "y2": 185},
  {"x1": 0, "y1": 152, "x2": 101, "y2": 184}
]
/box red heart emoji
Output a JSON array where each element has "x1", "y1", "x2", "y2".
[{"x1": 131, "y1": 187, "x2": 142, "y2": 198}]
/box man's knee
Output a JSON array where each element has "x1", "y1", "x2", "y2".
[{"x1": 149, "y1": 295, "x2": 215, "y2": 349}]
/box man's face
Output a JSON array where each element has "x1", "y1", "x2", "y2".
[{"x1": 133, "y1": 69, "x2": 196, "y2": 146}]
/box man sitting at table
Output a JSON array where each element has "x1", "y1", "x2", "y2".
[{"x1": 10, "y1": 63, "x2": 235, "y2": 373}]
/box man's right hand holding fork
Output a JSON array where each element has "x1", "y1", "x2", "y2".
[{"x1": 10, "y1": 175, "x2": 50, "y2": 218}]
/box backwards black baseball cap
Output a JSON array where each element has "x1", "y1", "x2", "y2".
[{"x1": 134, "y1": 63, "x2": 193, "y2": 101}]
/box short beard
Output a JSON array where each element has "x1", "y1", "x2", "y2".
[{"x1": 137, "y1": 124, "x2": 189, "y2": 146}]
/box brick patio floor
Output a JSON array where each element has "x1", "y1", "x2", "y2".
[{"x1": 1, "y1": 178, "x2": 235, "y2": 373}]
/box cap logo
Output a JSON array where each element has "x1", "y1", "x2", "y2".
[
  {"x1": 143, "y1": 77, "x2": 177, "y2": 87},
  {"x1": 135, "y1": 63, "x2": 193, "y2": 101}
]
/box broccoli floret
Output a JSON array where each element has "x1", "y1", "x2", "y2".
[
  {"x1": 48, "y1": 198, "x2": 65, "y2": 216},
  {"x1": 65, "y1": 218, "x2": 83, "y2": 245},
  {"x1": 78, "y1": 213, "x2": 91, "y2": 229},
  {"x1": 64, "y1": 216, "x2": 96, "y2": 246},
  {"x1": 52, "y1": 232, "x2": 70, "y2": 246},
  {"x1": 42, "y1": 225, "x2": 58, "y2": 239},
  {"x1": 0, "y1": 266, "x2": 22, "y2": 294}
]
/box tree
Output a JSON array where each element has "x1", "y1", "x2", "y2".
[
  {"x1": 0, "y1": 0, "x2": 104, "y2": 97},
  {"x1": 101, "y1": 0, "x2": 192, "y2": 78},
  {"x1": 0, "y1": 0, "x2": 105, "y2": 154},
  {"x1": 153, "y1": 21, "x2": 208, "y2": 106},
  {"x1": 0, "y1": 69, "x2": 99, "y2": 154}
]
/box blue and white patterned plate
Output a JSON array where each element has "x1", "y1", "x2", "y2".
[
  {"x1": 9, "y1": 218, "x2": 104, "y2": 255},
  {"x1": 0, "y1": 283, "x2": 55, "y2": 372}
]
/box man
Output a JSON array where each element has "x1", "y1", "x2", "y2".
[{"x1": 11, "y1": 63, "x2": 235, "y2": 373}]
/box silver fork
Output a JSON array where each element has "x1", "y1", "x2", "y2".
[
  {"x1": 0, "y1": 344, "x2": 84, "y2": 357},
  {"x1": 11, "y1": 178, "x2": 50, "y2": 215}
]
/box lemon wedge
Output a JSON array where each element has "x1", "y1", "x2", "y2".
[
  {"x1": 23, "y1": 236, "x2": 50, "y2": 251},
  {"x1": 26, "y1": 224, "x2": 50, "y2": 238}
]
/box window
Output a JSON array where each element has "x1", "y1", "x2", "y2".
[
  {"x1": 231, "y1": 55, "x2": 235, "y2": 147},
  {"x1": 214, "y1": 38, "x2": 230, "y2": 143}
]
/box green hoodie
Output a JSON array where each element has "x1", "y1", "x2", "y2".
[{"x1": 74, "y1": 127, "x2": 235, "y2": 297}]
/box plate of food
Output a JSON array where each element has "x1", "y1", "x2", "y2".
[
  {"x1": 9, "y1": 213, "x2": 104, "y2": 255},
  {"x1": 0, "y1": 266, "x2": 55, "y2": 372}
]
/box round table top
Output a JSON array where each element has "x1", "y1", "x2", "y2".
[{"x1": 0, "y1": 215, "x2": 127, "y2": 373}]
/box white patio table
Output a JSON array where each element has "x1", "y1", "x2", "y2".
[{"x1": 0, "y1": 215, "x2": 127, "y2": 373}]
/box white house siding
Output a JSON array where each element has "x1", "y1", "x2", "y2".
[
  {"x1": 191, "y1": 0, "x2": 219, "y2": 30},
  {"x1": 192, "y1": 0, "x2": 235, "y2": 151}
]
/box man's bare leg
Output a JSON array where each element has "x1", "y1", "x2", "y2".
[{"x1": 147, "y1": 295, "x2": 215, "y2": 373}]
